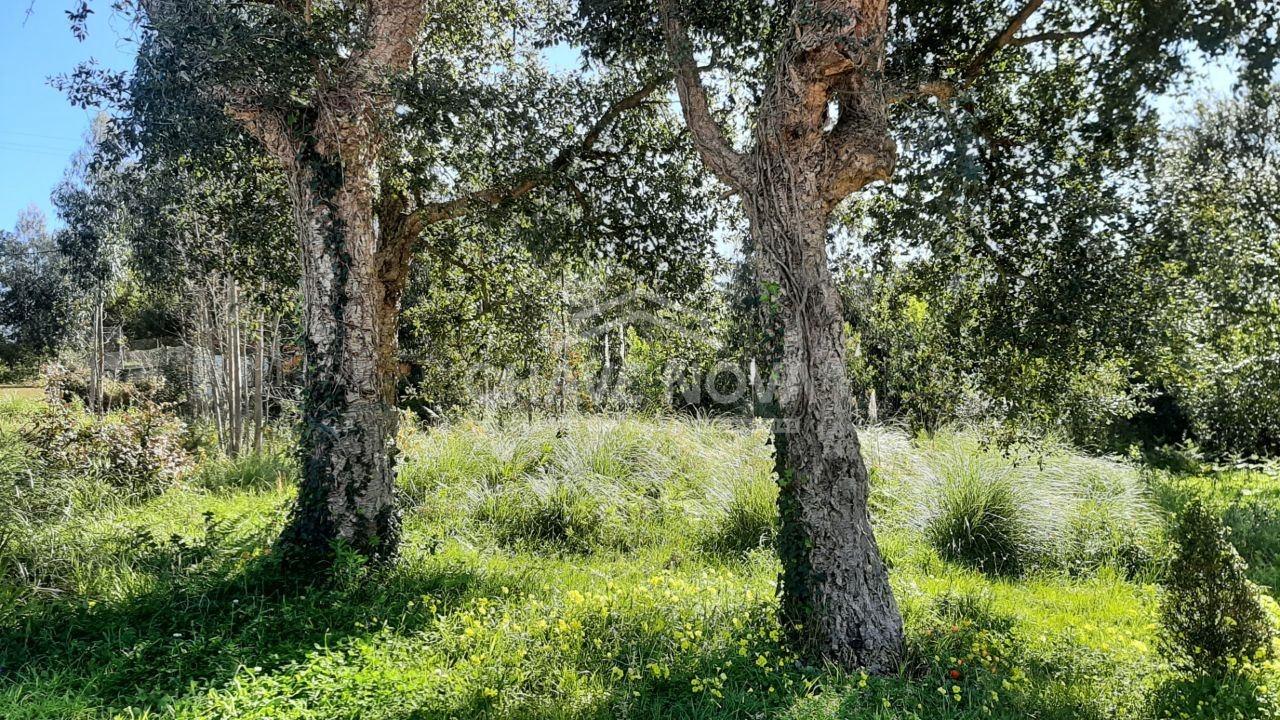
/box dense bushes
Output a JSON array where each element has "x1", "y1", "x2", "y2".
[
  {"x1": 44, "y1": 363, "x2": 175, "y2": 413},
  {"x1": 21, "y1": 404, "x2": 190, "y2": 498},
  {"x1": 1160, "y1": 498, "x2": 1276, "y2": 672},
  {"x1": 0, "y1": 423, "x2": 66, "y2": 563},
  {"x1": 1182, "y1": 352, "x2": 1280, "y2": 457},
  {"x1": 0, "y1": 401, "x2": 188, "y2": 587}
]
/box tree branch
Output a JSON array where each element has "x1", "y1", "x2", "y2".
[
  {"x1": 414, "y1": 75, "x2": 667, "y2": 228},
  {"x1": 362, "y1": 0, "x2": 427, "y2": 73},
  {"x1": 962, "y1": 0, "x2": 1044, "y2": 81},
  {"x1": 887, "y1": 79, "x2": 959, "y2": 106},
  {"x1": 657, "y1": 0, "x2": 751, "y2": 193},
  {"x1": 1009, "y1": 20, "x2": 1102, "y2": 47},
  {"x1": 893, "y1": 3, "x2": 1100, "y2": 105}
]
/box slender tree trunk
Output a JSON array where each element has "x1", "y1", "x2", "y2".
[
  {"x1": 254, "y1": 309, "x2": 265, "y2": 454},
  {"x1": 743, "y1": 171, "x2": 904, "y2": 674},
  {"x1": 270, "y1": 312, "x2": 283, "y2": 394},
  {"x1": 88, "y1": 283, "x2": 105, "y2": 414},
  {"x1": 200, "y1": 287, "x2": 227, "y2": 445},
  {"x1": 557, "y1": 270, "x2": 567, "y2": 416},
  {"x1": 227, "y1": 277, "x2": 242, "y2": 456}
]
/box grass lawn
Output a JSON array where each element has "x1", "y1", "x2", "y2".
[{"x1": 0, "y1": 413, "x2": 1276, "y2": 719}]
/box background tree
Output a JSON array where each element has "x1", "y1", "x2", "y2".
[
  {"x1": 53, "y1": 116, "x2": 133, "y2": 414},
  {"x1": 0, "y1": 207, "x2": 73, "y2": 380},
  {"x1": 122, "y1": 139, "x2": 298, "y2": 452},
  {"x1": 66, "y1": 0, "x2": 719, "y2": 572},
  {"x1": 1137, "y1": 88, "x2": 1280, "y2": 456}
]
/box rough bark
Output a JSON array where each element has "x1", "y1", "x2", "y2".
[
  {"x1": 267, "y1": 109, "x2": 407, "y2": 571},
  {"x1": 743, "y1": 173, "x2": 902, "y2": 673},
  {"x1": 660, "y1": 0, "x2": 904, "y2": 671},
  {"x1": 160, "y1": 0, "x2": 652, "y2": 573},
  {"x1": 203, "y1": 0, "x2": 427, "y2": 572}
]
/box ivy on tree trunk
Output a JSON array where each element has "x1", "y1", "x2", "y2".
[{"x1": 659, "y1": 0, "x2": 905, "y2": 671}]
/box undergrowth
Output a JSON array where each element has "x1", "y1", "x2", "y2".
[{"x1": 0, "y1": 410, "x2": 1275, "y2": 719}]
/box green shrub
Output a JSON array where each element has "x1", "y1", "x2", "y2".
[
  {"x1": 700, "y1": 476, "x2": 777, "y2": 554},
  {"x1": 42, "y1": 362, "x2": 87, "y2": 407},
  {"x1": 1182, "y1": 353, "x2": 1280, "y2": 456},
  {"x1": 399, "y1": 415, "x2": 775, "y2": 553},
  {"x1": 43, "y1": 364, "x2": 175, "y2": 413},
  {"x1": 1160, "y1": 498, "x2": 1276, "y2": 672},
  {"x1": 924, "y1": 464, "x2": 1030, "y2": 575},
  {"x1": 1145, "y1": 668, "x2": 1280, "y2": 720},
  {"x1": 1151, "y1": 469, "x2": 1280, "y2": 591},
  {"x1": 21, "y1": 404, "x2": 190, "y2": 498},
  {"x1": 477, "y1": 479, "x2": 621, "y2": 553},
  {"x1": 1063, "y1": 499, "x2": 1158, "y2": 579}
]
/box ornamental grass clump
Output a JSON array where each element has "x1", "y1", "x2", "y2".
[
  {"x1": 924, "y1": 463, "x2": 1031, "y2": 575},
  {"x1": 477, "y1": 475, "x2": 627, "y2": 553},
  {"x1": 875, "y1": 428, "x2": 1158, "y2": 576},
  {"x1": 699, "y1": 472, "x2": 777, "y2": 554}
]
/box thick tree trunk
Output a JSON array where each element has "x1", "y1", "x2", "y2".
[
  {"x1": 743, "y1": 170, "x2": 904, "y2": 673},
  {"x1": 274, "y1": 126, "x2": 404, "y2": 572},
  {"x1": 187, "y1": 0, "x2": 427, "y2": 575}
]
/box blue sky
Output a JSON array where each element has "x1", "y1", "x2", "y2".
[{"x1": 0, "y1": 2, "x2": 136, "y2": 230}]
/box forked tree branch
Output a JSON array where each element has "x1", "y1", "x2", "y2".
[
  {"x1": 962, "y1": 0, "x2": 1045, "y2": 81},
  {"x1": 892, "y1": 1, "x2": 1101, "y2": 105},
  {"x1": 657, "y1": 0, "x2": 751, "y2": 193}
]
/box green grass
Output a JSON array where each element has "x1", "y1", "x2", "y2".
[
  {"x1": 1150, "y1": 467, "x2": 1280, "y2": 594},
  {"x1": 0, "y1": 386, "x2": 43, "y2": 403},
  {"x1": 0, "y1": 412, "x2": 1277, "y2": 719}
]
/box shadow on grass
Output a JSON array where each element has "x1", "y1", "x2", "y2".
[
  {"x1": 0, "y1": 521, "x2": 536, "y2": 712},
  {"x1": 3, "y1": 524, "x2": 1171, "y2": 719},
  {"x1": 373, "y1": 585, "x2": 1150, "y2": 720}
]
